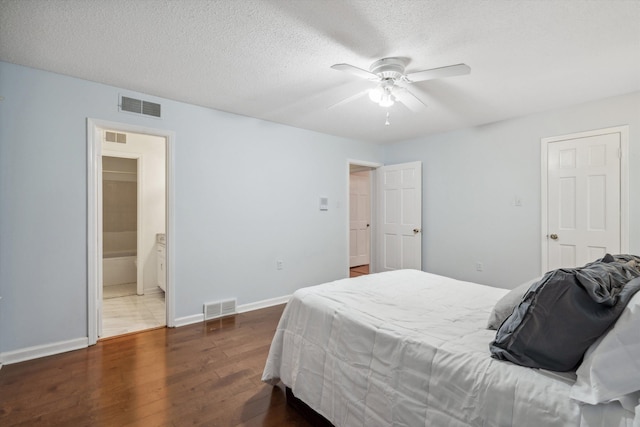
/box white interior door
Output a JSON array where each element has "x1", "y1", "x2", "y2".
[
  {"x1": 376, "y1": 161, "x2": 422, "y2": 271},
  {"x1": 545, "y1": 131, "x2": 621, "y2": 270},
  {"x1": 349, "y1": 171, "x2": 371, "y2": 267}
]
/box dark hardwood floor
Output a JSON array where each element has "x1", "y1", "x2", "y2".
[
  {"x1": 0, "y1": 304, "x2": 312, "y2": 426},
  {"x1": 349, "y1": 264, "x2": 369, "y2": 277}
]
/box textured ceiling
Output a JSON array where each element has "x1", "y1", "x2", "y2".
[{"x1": 1, "y1": 0, "x2": 639, "y2": 143}]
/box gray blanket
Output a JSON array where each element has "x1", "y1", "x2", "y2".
[{"x1": 490, "y1": 254, "x2": 640, "y2": 371}]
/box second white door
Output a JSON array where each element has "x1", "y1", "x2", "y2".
[
  {"x1": 376, "y1": 161, "x2": 422, "y2": 271},
  {"x1": 545, "y1": 129, "x2": 623, "y2": 270}
]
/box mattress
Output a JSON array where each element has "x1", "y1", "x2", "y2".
[{"x1": 262, "y1": 269, "x2": 636, "y2": 427}]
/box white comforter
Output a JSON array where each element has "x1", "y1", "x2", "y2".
[{"x1": 262, "y1": 269, "x2": 635, "y2": 427}]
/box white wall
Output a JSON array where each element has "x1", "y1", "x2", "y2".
[
  {"x1": 383, "y1": 91, "x2": 640, "y2": 289},
  {"x1": 0, "y1": 61, "x2": 383, "y2": 356},
  {"x1": 103, "y1": 133, "x2": 166, "y2": 293}
]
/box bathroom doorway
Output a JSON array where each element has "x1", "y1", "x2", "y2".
[
  {"x1": 100, "y1": 132, "x2": 166, "y2": 338},
  {"x1": 87, "y1": 118, "x2": 174, "y2": 343}
]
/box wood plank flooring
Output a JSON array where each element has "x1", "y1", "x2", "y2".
[
  {"x1": 349, "y1": 264, "x2": 369, "y2": 278},
  {"x1": 0, "y1": 304, "x2": 312, "y2": 426}
]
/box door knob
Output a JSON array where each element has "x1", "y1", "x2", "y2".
[
  {"x1": 549, "y1": 233, "x2": 558, "y2": 240},
  {"x1": 413, "y1": 228, "x2": 421, "y2": 234}
]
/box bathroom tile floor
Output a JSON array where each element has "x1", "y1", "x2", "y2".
[
  {"x1": 103, "y1": 282, "x2": 137, "y2": 299},
  {"x1": 102, "y1": 291, "x2": 166, "y2": 338}
]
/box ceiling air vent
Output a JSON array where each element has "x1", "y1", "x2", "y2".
[
  {"x1": 120, "y1": 96, "x2": 162, "y2": 118},
  {"x1": 104, "y1": 131, "x2": 127, "y2": 144}
]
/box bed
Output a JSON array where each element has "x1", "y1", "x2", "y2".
[{"x1": 262, "y1": 268, "x2": 640, "y2": 427}]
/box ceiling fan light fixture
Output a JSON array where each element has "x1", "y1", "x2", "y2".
[
  {"x1": 368, "y1": 86, "x2": 383, "y2": 103},
  {"x1": 379, "y1": 92, "x2": 394, "y2": 107}
]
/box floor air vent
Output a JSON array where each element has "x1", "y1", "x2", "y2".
[
  {"x1": 120, "y1": 96, "x2": 162, "y2": 118},
  {"x1": 204, "y1": 298, "x2": 237, "y2": 320}
]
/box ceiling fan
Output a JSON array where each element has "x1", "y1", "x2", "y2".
[{"x1": 330, "y1": 57, "x2": 470, "y2": 112}]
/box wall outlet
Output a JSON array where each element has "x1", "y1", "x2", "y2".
[
  {"x1": 476, "y1": 262, "x2": 484, "y2": 272},
  {"x1": 277, "y1": 260, "x2": 283, "y2": 270}
]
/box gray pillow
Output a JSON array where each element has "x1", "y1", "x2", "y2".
[
  {"x1": 490, "y1": 254, "x2": 640, "y2": 372},
  {"x1": 486, "y1": 277, "x2": 541, "y2": 330}
]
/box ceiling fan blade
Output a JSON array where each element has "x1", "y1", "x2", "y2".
[
  {"x1": 328, "y1": 89, "x2": 370, "y2": 109},
  {"x1": 393, "y1": 87, "x2": 427, "y2": 112},
  {"x1": 404, "y1": 63, "x2": 471, "y2": 83},
  {"x1": 331, "y1": 63, "x2": 380, "y2": 81}
]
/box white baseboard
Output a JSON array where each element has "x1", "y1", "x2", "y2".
[
  {"x1": 173, "y1": 294, "x2": 291, "y2": 327},
  {"x1": 174, "y1": 313, "x2": 204, "y2": 327},
  {"x1": 0, "y1": 337, "x2": 88, "y2": 365},
  {"x1": 144, "y1": 286, "x2": 164, "y2": 295},
  {"x1": 237, "y1": 294, "x2": 290, "y2": 313}
]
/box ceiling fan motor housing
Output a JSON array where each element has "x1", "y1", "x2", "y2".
[{"x1": 369, "y1": 57, "x2": 406, "y2": 80}]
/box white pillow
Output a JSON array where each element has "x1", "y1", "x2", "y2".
[
  {"x1": 570, "y1": 291, "x2": 640, "y2": 405},
  {"x1": 486, "y1": 277, "x2": 540, "y2": 330}
]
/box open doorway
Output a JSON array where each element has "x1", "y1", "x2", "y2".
[
  {"x1": 348, "y1": 161, "x2": 381, "y2": 277},
  {"x1": 88, "y1": 119, "x2": 175, "y2": 345},
  {"x1": 347, "y1": 160, "x2": 423, "y2": 277},
  {"x1": 100, "y1": 132, "x2": 166, "y2": 338}
]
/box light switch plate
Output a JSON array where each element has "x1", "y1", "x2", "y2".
[{"x1": 319, "y1": 197, "x2": 328, "y2": 211}]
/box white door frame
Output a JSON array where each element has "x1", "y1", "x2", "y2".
[
  {"x1": 102, "y1": 150, "x2": 144, "y2": 296},
  {"x1": 540, "y1": 125, "x2": 629, "y2": 273},
  {"x1": 87, "y1": 118, "x2": 176, "y2": 345},
  {"x1": 347, "y1": 159, "x2": 383, "y2": 276}
]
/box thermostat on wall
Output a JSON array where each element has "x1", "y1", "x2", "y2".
[{"x1": 319, "y1": 197, "x2": 328, "y2": 211}]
